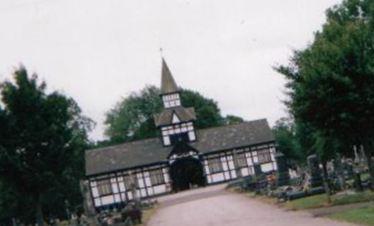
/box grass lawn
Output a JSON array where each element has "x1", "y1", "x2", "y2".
[
  {"x1": 329, "y1": 206, "x2": 374, "y2": 226},
  {"x1": 285, "y1": 190, "x2": 374, "y2": 210}
]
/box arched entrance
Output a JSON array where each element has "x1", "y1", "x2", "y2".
[{"x1": 169, "y1": 157, "x2": 206, "y2": 191}]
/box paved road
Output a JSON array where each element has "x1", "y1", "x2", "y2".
[{"x1": 147, "y1": 184, "x2": 357, "y2": 226}]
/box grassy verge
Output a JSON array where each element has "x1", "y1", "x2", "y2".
[
  {"x1": 329, "y1": 206, "x2": 374, "y2": 226},
  {"x1": 139, "y1": 205, "x2": 158, "y2": 226},
  {"x1": 285, "y1": 191, "x2": 374, "y2": 210}
]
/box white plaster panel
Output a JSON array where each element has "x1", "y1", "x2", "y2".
[
  {"x1": 94, "y1": 198, "x2": 101, "y2": 207},
  {"x1": 253, "y1": 156, "x2": 258, "y2": 163},
  {"x1": 145, "y1": 177, "x2": 152, "y2": 187},
  {"x1": 222, "y1": 162, "x2": 228, "y2": 171},
  {"x1": 138, "y1": 178, "x2": 145, "y2": 188},
  {"x1": 112, "y1": 183, "x2": 118, "y2": 193},
  {"x1": 154, "y1": 185, "x2": 167, "y2": 194},
  {"x1": 228, "y1": 160, "x2": 235, "y2": 170},
  {"x1": 224, "y1": 171, "x2": 230, "y2": 179},
  {"x1": 119, "y1": 182, "x2": 125, "y2": 192},
  {"x1": 212, "y1": 173, "x2": 224, "y2": 183},
  {"x1": 261, "y1": 163, "x2": 274, "y2": 172},
  {"x1": 101, "y1": 196, "x2": 114, "y2": 205},
  {"x1": 140, "y1": 189, "x2": 147, "y2": 197},
  {"x1": 246, "y1": 156, "x2": 253, "y2": 166},
  {"x1": 114, "y1": 194, "x2": 120, "y2": 202},
  {"x1": 127, "y1": 192, "x2": 133, "y2": 200},
  {"x1": 241, "y1": 168, "x2": 249, "y2": 176},
  {"x1": 147, "y1": 188, "x2": 154, "y2": 196},
  {"x1": 92, "y1": 187, "x2": 99, "y2": 198},
  {"x1": 231, "y1": 170, "x2": 237, "y2": 179},
  {"x1": 205, "y1": 165, "x2": 210, "y2": 174},
  {"x1": 164, "y1": 172, "x2": 170, "y2": 182}
]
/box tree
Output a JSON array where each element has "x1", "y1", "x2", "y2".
[
  {"x1": 0, "y1": 67, "x2": 93, "y2": 225},
  {"x1": 273, "y1": 118, "x2": 301, "y2": 163},
  {"x1": 104, "y1": 86, "x2": 227, "y2": 144},
  {"x1": 276, "y1": 0, "x2": 374, "y2": 189},
  {"x1": 223, "y1": 115, "x2": 244, "y2": 125}
]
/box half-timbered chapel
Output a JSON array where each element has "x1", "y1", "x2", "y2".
[{"x1": 85, "y1": 59, "x2": 278, "y2": 211}]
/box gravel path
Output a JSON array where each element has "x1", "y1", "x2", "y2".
[{"x1": 147, "y1": 184, "x2": 357, "y2": 226}]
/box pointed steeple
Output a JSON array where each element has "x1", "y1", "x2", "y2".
[{"x1": 161, "y1": 58, "x2": 179, "y2": 94}]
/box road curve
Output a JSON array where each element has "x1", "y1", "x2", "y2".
[{"x1": 147, "y1": 184, "x2": 357, "y2": 226}]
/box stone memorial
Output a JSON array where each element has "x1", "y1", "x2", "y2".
[
  {"x1": 307, "y1": 154, "x2": 323, "y2": 187},
  {"x1": 275, "y1": 152, "x2": 290, "y2": 186}
]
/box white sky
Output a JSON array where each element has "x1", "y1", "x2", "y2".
[{"x1": 0, "y1": 0, "x2": 342, "y2": 141}]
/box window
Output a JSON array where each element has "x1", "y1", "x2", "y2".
[
  {"x1": 123, "y1": 174, "x2": 138, "y2": 189},
  {"x1": 258, "y1": 149, "x2": 272, "y2": 163},
  {"x1": 163, "y1": 94, "x2": 181, "y2": 108},
  {"x1": 97, "y1": 179, "x2": 112, "y2": 196},
  {"x1": 150, "y1": 169, "x2": 165, "y2": 185},
  {"x1": 208, "y1": 158, "x2": 223, "y2": 173},
  {"x1": 161, "y1": 122, "x2": 195, "y2": 145},
  {"x1": 235, "y1": 153, "x2": 247, "y2": 168}
]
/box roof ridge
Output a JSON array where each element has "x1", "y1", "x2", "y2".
[
  {"x1": 87, "y1": 118, "x2": 268, "y2": 152},
  {"x1": 196, "y1": 118, "x2": 267, "y2": 133}
]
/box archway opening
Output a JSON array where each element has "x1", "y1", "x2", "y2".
[{"x1": 169, "y1": 157, "x2": 206, "y2": 191}]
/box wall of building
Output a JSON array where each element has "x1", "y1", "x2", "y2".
[
  {"x1": 87, "y1": 142, "x2": 277, "y2": 211},
  {"x1": 203, "y1": 143, "x2": 277, "y2": 184},
  {"x1": 89, "y1": 164, "x2": 171, "y2": 210}
]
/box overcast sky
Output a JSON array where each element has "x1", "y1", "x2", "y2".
[{"x1": 0, "y1": 0, "x2": 342, "y2": 141}]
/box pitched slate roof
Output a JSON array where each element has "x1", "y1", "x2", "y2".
[
  {"x1": 161, "y1": 58, "x2": 179, "y2": 94},
  {"x1": 85, "y1": 119, "x2": 274, "y2": 176},
  {"x1": 154, "y1": 107, "x2": 196, "y2": 127}
]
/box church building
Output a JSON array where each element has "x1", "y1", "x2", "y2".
[{"x1": 85, "y1": 59, "x2": 278, "y2": 211}]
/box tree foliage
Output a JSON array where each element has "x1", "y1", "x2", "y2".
[
  {"x1": 272, "y1": 118, "x2": 307, "y2": 164},
  {"x1": 276, "y1": 0, "x2": 374, "y2": 186},
  {"x1": 0, "y1": 67, "x2": 94, "y2": 225},
  {"x1": 103, "y1": 86, "x2": 243, "y2": 144}
]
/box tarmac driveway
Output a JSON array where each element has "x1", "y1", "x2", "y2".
[{"x1": 147, "y1": 184, "x2": 357, "y2": 226}]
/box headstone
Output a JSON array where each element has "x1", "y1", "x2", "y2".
[
  {"x1": 333, "y1": 154, "x2": 345, "y2": 190},
  {"x1": 275, "y1": 153, "x2": 290, "y2": 186},
  {"x1": 345, "y1": 162, "x2": 354, "y2": 179},
  {"x1": 307, "y1": 154, "x2": 323, "y2": 187},
  {"x1": 354, "y1": 172, "x2": 363, "y2": 192}
]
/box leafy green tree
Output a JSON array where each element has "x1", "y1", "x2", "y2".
[
  {"x1": 223, "y1": 115, "x2": 244, "y2": 125},
  {"x1": 104, "y1": 86, "x2": 226, "y2": 144},
  {"x1": 0, "y1": 67, "x2": 93, "y2": 225},
  {"x1": 273, "y1": 118, "x2": 300, "y2": 163},
  {"x1": 276, "y1": 0, "x2": 374, "y2": 188}
]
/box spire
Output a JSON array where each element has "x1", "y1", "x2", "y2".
[{"x1": 161, "y1": 58, "x2": 179, "y2": 94}]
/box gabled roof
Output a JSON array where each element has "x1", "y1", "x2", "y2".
[
  {"x1": 154, "y1": 107, "x2": 196, "y2": 127},
  {"x1": 85, "y1": 119, "x2": 275, "y2": 176},
  {"x1": 161, "y1": 58, "x2": 179, "y2": 95}
]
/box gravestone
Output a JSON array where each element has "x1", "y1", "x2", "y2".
[
  {"x1": 343, "y1": 160, "x2": 354, "y2": 179},
  {"x1": 275, "y1": 152, "x2": 290, "y2": 186},
  {"x1": 307, "y1": 154, "x2": 323, "y2": 187}
]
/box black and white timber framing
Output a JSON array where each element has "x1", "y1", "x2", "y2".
[{"x1": 85, "y1": 59, "x2": 278, "y2": 212}]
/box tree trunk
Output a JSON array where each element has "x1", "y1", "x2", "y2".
[
  {"x1": 35, "y1": 194, "x2": 44, "y2": 226},
  {"x1": 363, "y1": 143, "x2": 374, "y2": 190},
  {"x1": 322, "y1": 161, "x2": 332, "y2": 204}
]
